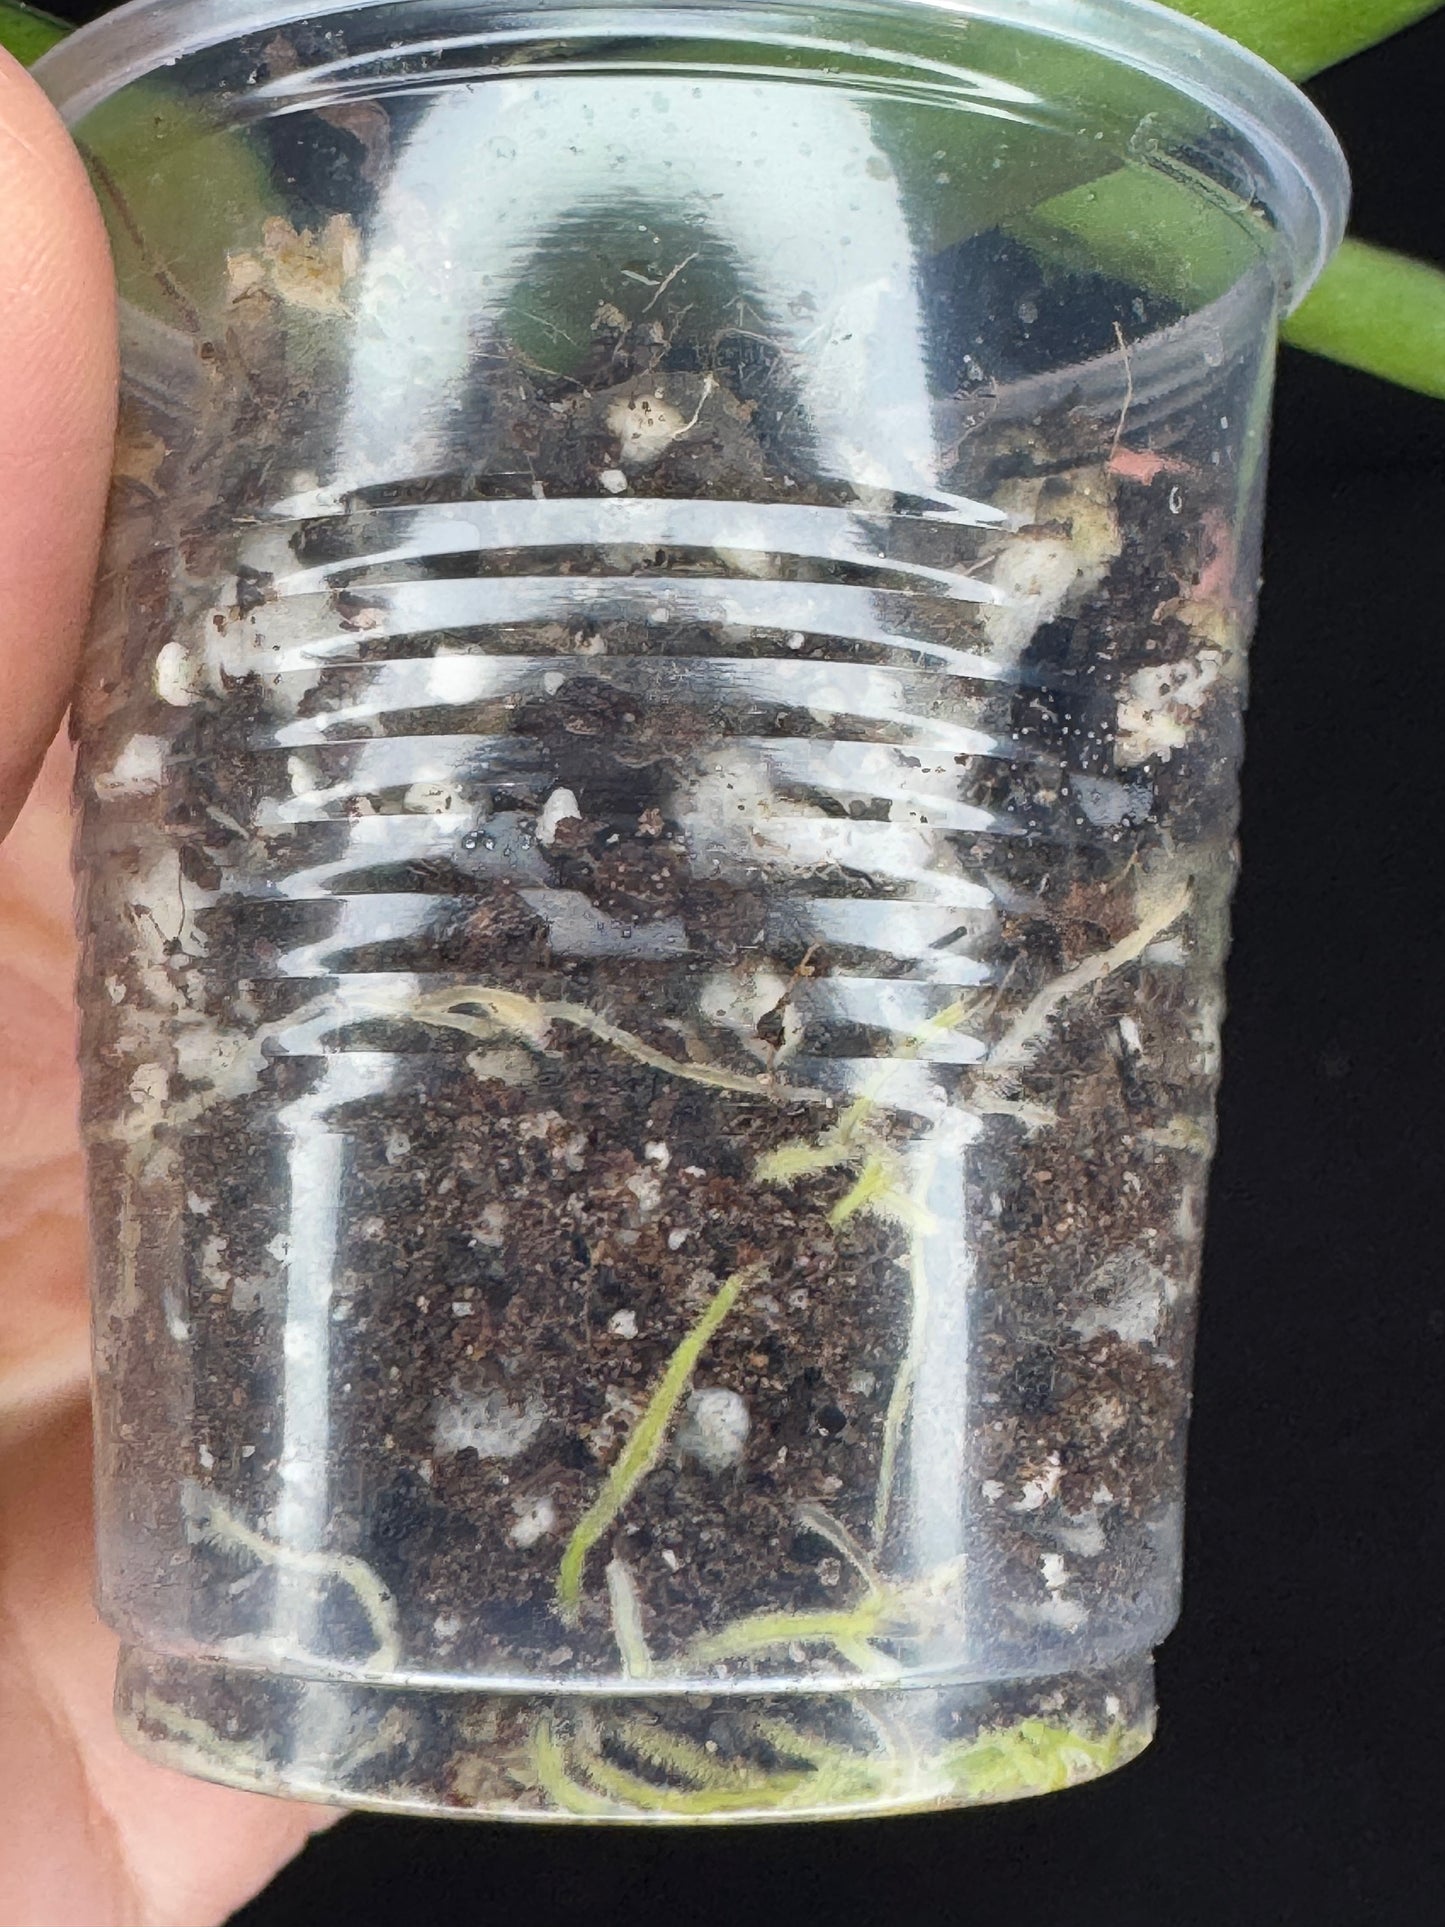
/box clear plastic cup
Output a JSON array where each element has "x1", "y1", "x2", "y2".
[{"x1": 39, "y1": 0, "x2": 1346, "y2": 1821}]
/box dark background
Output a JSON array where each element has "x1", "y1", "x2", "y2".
[{"x1": 45, "y1": 5, "x2": 1445, "y2": 1921}]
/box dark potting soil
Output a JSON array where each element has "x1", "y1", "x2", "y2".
[{"x1": 75, "y1": 91, "x2": 1262, "y2": 1809}]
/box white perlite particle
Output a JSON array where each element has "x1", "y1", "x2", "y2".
[
  {"x1": 154, "y1": 640, "x2": 199, "y2": 707},
  {"x1": 1040, "y1": 1552, "x2": 1072, "y2": 1593},
  {"x1": 624, "y1": 1170, "x2": 664, "y2": 1218},
  {"x1": 93, "y1": 735, "x2": 167, "y2": 800},
  {"x1": 607, "y1": 391, "x2": 692, "y2": 467},
  {"x1": 981, "y1": 478, "x2": 1120, "y2": 668},
  {"x1": 1116, "y1": 652, "x2": 1223, "y2": 764},
  {"x1": 537, "y1": 787, "x2": 582, "y2": 846},
  {"x1": 1072, "y1": 1246, "x2": 1173, "y2": 1347},
  {"x1": 674, "y1": 1387, "x2": 750, "y2": 1472},
  {"x1": 433, "y1": 1387, "x2": 547, "y2": 1458},
  {"x1": 509, "y1": 1494, "x2": 557, "y2": 1548}
]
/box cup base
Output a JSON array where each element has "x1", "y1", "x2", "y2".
[{"x1": 115, "y1": 1645, "x2": 1154, "y2": 1822}]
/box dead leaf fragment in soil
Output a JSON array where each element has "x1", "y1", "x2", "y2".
[
  {"x1": 227, "y1": 213, "x2": 362, "y2": 314},
  {"x1": 112, "y1": 425, "x2": 168, "y2": 493}
]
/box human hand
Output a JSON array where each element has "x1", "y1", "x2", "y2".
[{"x1": 0, "y1": 51, "x2": 333, "y2": 1927}]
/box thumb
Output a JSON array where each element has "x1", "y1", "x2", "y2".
[{"x1": 0, "y1": 50, "x2": 117, "y2": 840}]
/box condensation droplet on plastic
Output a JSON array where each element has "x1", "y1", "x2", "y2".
[
  {"x1": 461, "y1": 832, "x2": 480, "y2": 851},
  {"x1": 1168, "y1": 486, "x2": 1184, "y2": 515},
  {"x1": 482, "y1": 834, "x2": 496, "y2": 851}
]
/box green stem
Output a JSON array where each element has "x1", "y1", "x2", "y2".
[
  {"x1": 567, "y1": 1734, "x2": 812, "y2": 1816},
  {"x1": 943, "y1": 1716, "x2": 1132, "y2": 1800},
  {"x1": 604, "y1": 1556, "x2": 654, "y2": 1678},
  {"x1": 1281, "y1": 237, "x2": 1445, "y2": 399},
  {"x1": 686, "y1": 1598, "x2": 898, "y2": 1670},
  {"x1": 530, "y1": 1717, "x2": 619, "y2": 1816},
  {"x1": 1168, "y1": 0, "x2": 1444, "y2": 80},
  {"x1": 555, "y1": 1263, "x2": 764, "y2": 1623},
  {"x1": 0, "y1": 1, "x2": 65, "y2": 66}
]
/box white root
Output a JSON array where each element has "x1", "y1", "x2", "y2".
[
  {"x1": 184, "y1": 1484, "x2": 402, "y2": 1672},
  {"x1": 605, "y1": 1557, "x2": 655, "y2": 1679},
  {"x1": 984, "y1": 882, "x2": 1193, "y2": 1073}
]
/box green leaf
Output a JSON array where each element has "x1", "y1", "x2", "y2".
[
  {"x1": 0, "y1": 0, "x2": 66, "y2": 66},
  {"x1": 13, "y1": 0, "x2": 1443, "y2": 403},
  {"x1": 1282, "y1": 237, "x2": 1445, "y2": 398},
  {"x1": 1168, "y1": 1, "x2": 1444, "y2": 80},
  {"x1": 1011, "y1": 165, "x2": 1264, "y2": 308},
  {"x1": 76, "y1": 85, "x2": 282, "y2": 324}
]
